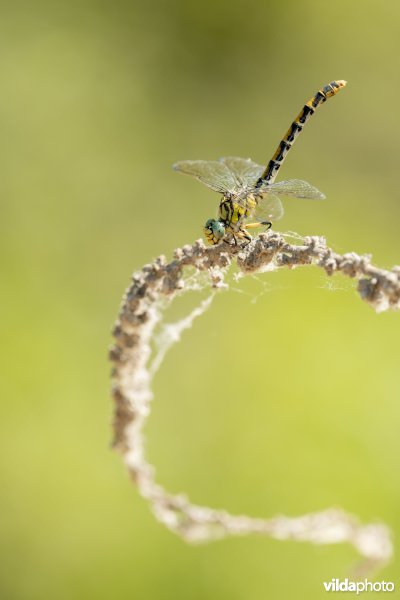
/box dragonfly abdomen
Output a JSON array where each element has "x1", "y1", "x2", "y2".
[{"x1": 256, "y1": 80, "x2": 347, "y2": 187}]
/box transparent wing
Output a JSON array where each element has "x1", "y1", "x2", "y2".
[
  {"x1": 173, "y1": 160, "x2": 239, "y2": 194},
  {"x1": 254, "y1": 193, "x2": 285, "y2": 222},
  {"x1": 261, "y1": 179, "x2": 326, "y2": 200},
  {"x1": 218, "y1": 156, "x2": 264, "y2": 188}
]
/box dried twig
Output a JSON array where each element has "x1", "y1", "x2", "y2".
[{"x1": 110, "y1": 232, "x2": 399, "y2": 566}]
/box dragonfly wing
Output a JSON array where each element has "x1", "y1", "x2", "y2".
[
  {"x1": 219, "y1": 156, "x2": 265, "y2": 188},
  {"x1": 173, "y1": 160, "x2": 238, "y2": 194},
  {"x1": 255, "y1": 193, "x2": 285, "y2": 222},
  {"x1": 261, "y1": 179, "x2": 326, "y2": 200}
]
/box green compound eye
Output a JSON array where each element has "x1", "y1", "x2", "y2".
[{"x1": 204, "y1": 219, "x2": 225, "y2": 244}]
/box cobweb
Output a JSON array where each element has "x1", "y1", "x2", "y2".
[{"x1": 110, "y1": 231, "x2": 400, "y2": 572}]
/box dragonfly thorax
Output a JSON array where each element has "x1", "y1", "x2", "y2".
[{"x1": 204, "y1": 193, "x2": 257, "y2": 245}]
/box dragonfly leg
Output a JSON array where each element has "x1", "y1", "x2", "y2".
[
  {"x1": 243, "y1": 221, "x2": 272, "y2": 231},
  {"x1": 234, "y1": 228, "x2": 253, "y2": 247},
  {"x1": 223, "y1": 235, "x2": 237, "y2": 247}
]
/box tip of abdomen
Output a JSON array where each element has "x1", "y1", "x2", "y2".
[{"x1": 324, "y1": 80, "x2": 347, "y2": 98}]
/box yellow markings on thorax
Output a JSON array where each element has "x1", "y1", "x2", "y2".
[{"x1": 218, "y1": 193, "x2": 258, "y2": 234}]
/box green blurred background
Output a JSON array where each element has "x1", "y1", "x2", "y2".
[{"x1": 1, "y1": 0, "x2": 400, "y2": 598}]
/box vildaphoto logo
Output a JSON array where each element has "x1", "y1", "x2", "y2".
[{"x1": 323, "y1": 579, "x2": 395, "y2": 594}]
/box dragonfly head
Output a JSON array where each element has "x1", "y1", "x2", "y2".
[{"x1": 204, "y1": 218, "x2": 225, "y2": 245}]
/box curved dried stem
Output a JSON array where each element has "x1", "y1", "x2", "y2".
[{"x1": 110, "y1": 232, "x2": 399, "y2": 568}]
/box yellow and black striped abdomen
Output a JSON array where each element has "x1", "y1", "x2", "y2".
[{"x1": 256, "y1": 80, "x2": 347, "y2": 187}]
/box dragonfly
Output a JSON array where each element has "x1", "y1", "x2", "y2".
[{"x1": 173, "y1": 80, "x2": 347, "y2": 245}]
